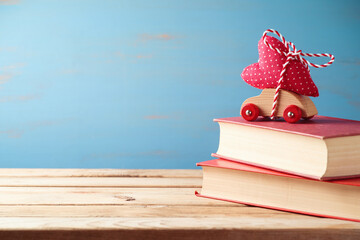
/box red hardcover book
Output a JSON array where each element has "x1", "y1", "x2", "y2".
[
  {"x1": 196, "y1": 159, "x2": 360, "y2": 222},
  {"x1": 213, "y1": 115, "x2": 360, "y2": 180}
]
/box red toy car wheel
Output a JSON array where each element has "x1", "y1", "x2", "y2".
[
  {"x1": 241, "y1": 103, "x2": 259, "y2": 121},
  {"x1": 283, "y1": 105, "x2": 302, "y2": 123}
]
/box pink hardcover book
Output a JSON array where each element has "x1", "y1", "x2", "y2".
[
  {"x1": 214, "y1": 115, "x2": 360, "y2": 139},
  {"x1": 213, "y1": 115, "x2": 360, "y2": 180},
  {"x1": 196, "y1": 159, "x2": 360, "y2": 222}
]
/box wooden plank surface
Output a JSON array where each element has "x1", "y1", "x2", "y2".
[
  {"x1": 0, "y1": 169, "x2": 359, "y2": 240},
  {"x1": 0, "y1": 169, "x2": 202, "y2": 178},
  {"x1": 0, "y1": 187, "x2": 232, "y2": 205},
  {"x1": 0, "y1": 177, "x2": 202, "y2": 187},
  {"x1": 0, "y1": 216, "x2": 358, "y2": 230},
  {"x1": 0, "y1": 205, "x2": 286, "y2": 217}
]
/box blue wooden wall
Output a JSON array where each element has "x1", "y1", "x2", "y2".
[{"x1": 0, "y1": 0, "x2": 359, "y2": 168}]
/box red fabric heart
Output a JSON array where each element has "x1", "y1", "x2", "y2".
[{"x1": 241, "y1": 36, "x2": 319, "y2": 97}]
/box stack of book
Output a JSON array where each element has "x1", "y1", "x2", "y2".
[{"x1": 196, "y1": 116, "x2": 360, "y2": 222}]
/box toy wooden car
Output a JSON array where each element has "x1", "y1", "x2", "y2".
[{"x1": 240, "y1": 89, "x2": 318, "y2": 123}]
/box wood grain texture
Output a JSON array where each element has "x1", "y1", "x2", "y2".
[
  {"x1": 0, "y1": 169, "x2": 202, "y2": 178},
  {"x1": 0, "y1": 216, "x2": 358, "y2": 230},
  {"x1": 0, "y1": 177, "x2": 202, "y2": 187},
  {"x1": 0, "y1": 187, "x2": 230, "y2": 205},
  {"x1": 0, "y1": 169, "x2": 359, "y2": 240},
  {"x1": 0, "y1": 205, "x2": 286, "y2": 217}
]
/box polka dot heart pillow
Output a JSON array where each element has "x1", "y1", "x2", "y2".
[{"x1": 241, "y1": 36, "x2": 319, "y2": 97}]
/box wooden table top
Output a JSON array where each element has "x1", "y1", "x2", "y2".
[{"x1": 0, "y1": 169, "x2": 359, "y2": 240}]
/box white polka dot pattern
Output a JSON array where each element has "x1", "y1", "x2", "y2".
[{"x1": 241, "y1": 36, "x2": 319, "y2": 97}]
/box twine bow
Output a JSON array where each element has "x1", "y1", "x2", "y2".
[{"x1": 262, "y1": 29, "x2": 335, "y2": 119}]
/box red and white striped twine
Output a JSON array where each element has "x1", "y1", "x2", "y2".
[{"x1": 262, "y1": 29, "x2": 335, "y2": 119}]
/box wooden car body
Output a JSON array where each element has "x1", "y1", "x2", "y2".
[{"x1": 240, "y1": 89, "x2": 318, "y2": 122}]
